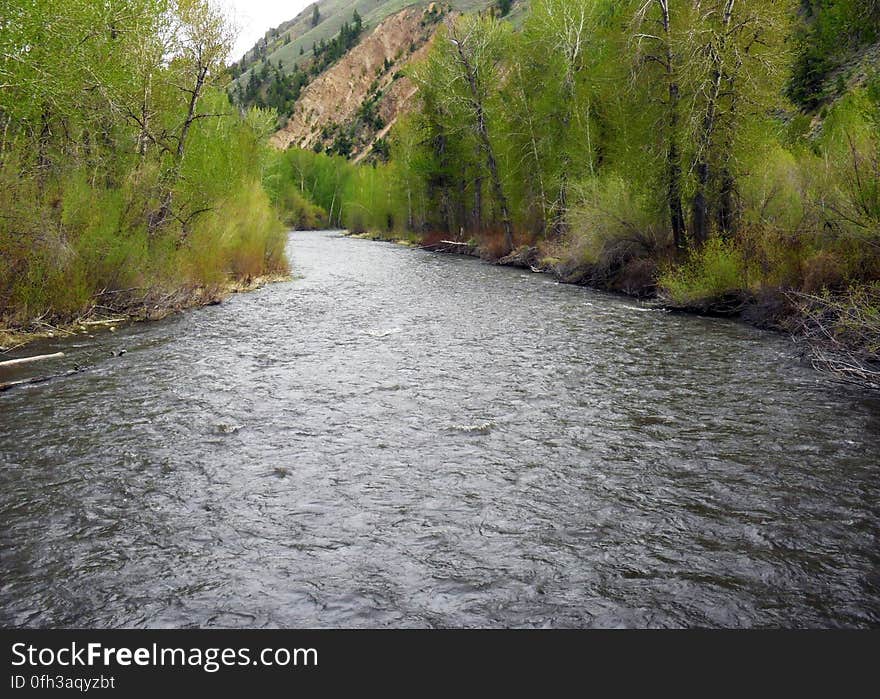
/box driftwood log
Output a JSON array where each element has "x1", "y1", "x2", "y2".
[
  {"x1": 0, "y1": 352, "x2": 65, "y2": 369},
  {"x1": 79, "y1": 318, "x2": 126, "y2": 327},
  {"x1": 421, "y1": 240, "x2": 476, "y2": 254}
]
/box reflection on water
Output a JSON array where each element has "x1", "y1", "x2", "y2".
[{"x1": 1, "y1": 231, "x2": 878, "y2": 628}]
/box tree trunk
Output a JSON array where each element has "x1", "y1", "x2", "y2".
[
  {"x1": 430, "y1": 124, "x2": 454, "y2": 234},
  {"x1": 692, "y1": 160, "x2": 710, "y2": 246},
  {"x1": 691, "y1": 0, "x2": 736, "y2": 246},
  {"x1": 659, "y1": 1, "x2": 687, "y2": 253},
  {"x1": 454, "y1": 177, "x2": 466, "y2": 235},
  {"x1": 474, "y1": 174, "x2": 483, "y2": 233},
  {"x1": 0, "y1": 352, "x2": 65, "y2": 369},
  {"x1": 476, "y1": 103, "x2": 513, "y2": 252},
  {"x1": 0, "y1": 116, "x2": 9, "y2": 168},
  {"x1": 138, "y1": 74, "x2": 152, "y2": 158},
  {"x1": 176, "y1": 65, "x2": 208, "y2": 164},
  {"x1": 37, "y1": 109, "x2": 52, "y2": 186},
  {"x1": 554, "y1": 174, "x2": 569, "y2": 239},
  {"x1": 717, "y1": 164, "x2": 736, "y2": 236},
  {"x1": 513, "y1": 65, "x2": 549, "y2": 235}
]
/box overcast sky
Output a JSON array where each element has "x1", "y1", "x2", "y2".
[{"x1": 220, "y1": 0, "x2": 315, "y2": 61}]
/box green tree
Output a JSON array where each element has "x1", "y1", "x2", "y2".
[
  {"x1": 425, "y1": 16, "x2": 515, "y2": 251},
  {"x1": 509, "y1": 0, "x2": 609, "y2": 236},
  {"x1": 687, "y1": 0, "x2": 794, "y2": 243},
  {"x1": 0, "y1": 0, "x2": 286, "y2": 324}
]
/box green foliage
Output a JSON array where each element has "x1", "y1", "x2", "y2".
[
  {"x1": 184, "y1": 181, "x2": 287, "y2": 284},
  {"x1": 660, "y1": 238, "x2": 750, "y2": 305},
  {"x1": 0, "y1": 0, "x2": 288, "y2": 326},
  {"x1": 372, "y1": 0, "x2": 878, "y2": 306},
  {"x1": 404, "y1": 13, "x2": 516, "y2": 238},
  {"x1": 309, "y1": 12, "x2": 365, "y2": 75},
  {"x1": 568, "y1": 176, "x2": 668, "y2": 267},
  {"x1": 787, "y1": 0, "x2": 880, "y2": 109},
  {"x1": 371, "y1": 138, "x2": 391, "y2": 163},
  {"x1": 237, "y1": 61, "x2": 310, "y2": 120},
  {"x1": 809, "y1": 85, "x2": 880, "y2": 245},
  {"x1": 265, "y1": 146, "x2": 417, "y2": 235},
  {"x1": 263, "y1": 149, "x2": 331, "y2": 229},
  {"x1": 225, "y1": 0, "x2": 880, "y2": 316}
]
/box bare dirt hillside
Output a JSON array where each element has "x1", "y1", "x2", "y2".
[{"x1": 270, "y1": 5, "x2": 446, "y2": 158}]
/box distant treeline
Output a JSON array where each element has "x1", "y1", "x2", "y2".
[{"x1": 264, "y1": 149, "x2": 404, "y2": 234}]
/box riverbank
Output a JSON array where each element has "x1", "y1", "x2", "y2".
[
  {"x1": 346, "y1": 228, "x2": 775, "y2": 314},
  {"x1": 0, "y1": 274, "x2": 290, "y2": 353}
]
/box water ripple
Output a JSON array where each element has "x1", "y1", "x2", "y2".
[{"x1": 1, "y1": 230, "x2": 879, "y2": 628}]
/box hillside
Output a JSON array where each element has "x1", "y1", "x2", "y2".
[
  {"x1": 805, "y1": 38, "x2": 880, "y2": 136},
  {"x1": 232, "y1": 1, "x2": 529, "y2": 159},
  {"x1": 231, "y1": 1, "x2": 505, "y2": 89},
  {"x1": 269, "y1": 4, "x2": 444, "y2": 158}
]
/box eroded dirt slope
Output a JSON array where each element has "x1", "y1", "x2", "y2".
[{"x1": 270, "y1": 5, "x2": 447, "y2": 158}]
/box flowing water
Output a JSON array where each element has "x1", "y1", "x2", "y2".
[{"x1": 1, "y1": 230, "x2": 878, "y2": 628}]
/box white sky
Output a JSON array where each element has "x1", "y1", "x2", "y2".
[{"x1": 220, "y1": 0, "x2": 315, "y2": 62}]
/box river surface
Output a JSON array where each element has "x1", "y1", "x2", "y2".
[{"x1": 1, "y1": 230, "x2": 879, "y2": 628}]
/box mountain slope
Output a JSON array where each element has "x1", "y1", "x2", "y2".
[
  {"x1": 232, "y1": 1, "x2": 500, "y2": 87},
  {"x1": 233, "y1": 1, "x2": 529, "y2": 160},
  {"x1": 269, "y1": 4, "x2": 443, "y2": 157}
]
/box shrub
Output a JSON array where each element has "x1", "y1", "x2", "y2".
[
  {"x1": 184, "y1": 181, "x2": 287, "y2": 284},
  {"x1": 478, "y1": 227, "x2": 514, "y2": 260},
  {"x1": 568, "y1": 175, "x2": 668, "y2": 271},
  {"x1": 739, "y1": 146, "x2": 808, "y2": 235},
  {"x1": 617, "y1": 258, "x2": 659, "y2": 298},
  {"x1": 275, "y1": 185, "x2": 328, "y2": 229},
  {"x1": 660, "y1": 238, "x2": 749, "y2": 306},
  {"x1": 802, "y1": 250, "x2": 847, "y2": 292},
  {"x1": 819, "y1": 89, "x2": 880, "y2": 237}
]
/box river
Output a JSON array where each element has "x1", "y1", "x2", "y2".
[{"x1": 1, "y1": 230, "x2": 878, "y2": 628}]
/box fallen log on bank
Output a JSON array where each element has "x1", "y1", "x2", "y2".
[
  {"x1": 78, "y1": 318, "x2": 127, "y2": 327},
  {"x1": 497, "y1": 246, "x2": 542, "y2": 270},
  {"x1": 0, "y1": 352, "x2": 65, "y2": 369},
  {"x1": 421, "y1": 240, "x2": 476, "y2": 254}
]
